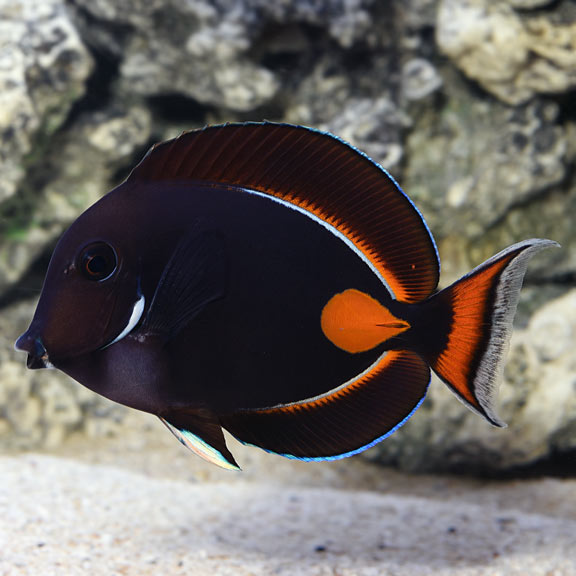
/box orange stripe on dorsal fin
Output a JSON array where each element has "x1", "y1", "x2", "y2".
[
  {"x1": 127, "y1": 123, "x2": 440, "y2": 303},
  {"x1": 321, "y1": 289, "x2": 410, "y2": 353}
]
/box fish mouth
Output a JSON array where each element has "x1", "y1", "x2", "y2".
[
  {"x1": 27, "y1": 351, "x2": 54, "y2": 370},
  {"x1": 15, "y1": 332, "x2": 54, "y2": 370}
]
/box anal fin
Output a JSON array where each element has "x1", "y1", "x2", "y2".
[
  {"x1": 220, "y1": 350, "x2": 430, "y2": 461},
  {"x1": 161, "y1": 406, "x2": 240, "y2": 471}
]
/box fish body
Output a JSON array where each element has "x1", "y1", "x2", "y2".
[{"x1": 15, "y1": 123, "x2": 558, "y2": 470}]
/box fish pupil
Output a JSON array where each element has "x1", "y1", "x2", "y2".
[
  {"x1": 79, "y1": 242, "x2": 117, "y2": 282},
  {"x1": 87, "y1": 255, "x2": 106, "y2": 274}
]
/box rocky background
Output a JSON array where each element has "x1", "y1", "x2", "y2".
[{"x1": 0, "y1": 0, "x2": 575, "y2": 478}]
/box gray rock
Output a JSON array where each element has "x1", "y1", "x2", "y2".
[
  {"x1": 70, "y1": 0, "x2": 277, "y2": 111},
  {"x1": 0, "y1": 0, "x2": 93, "y2": 204},
  {"x1": 320, "y1": 97, "x2": 411, "y2": 171},
  {"x1": 474, "y1": 180, "x2": 576, "y2": 286},
  {"x1": 437, "y1": 0, "x2": 576, "y2": 105},
  {"x1": 0, "y1": 105, "x2": 151, "y2": 292},
  {"x1": 507, "y1": 0, "x2": 558, "y2": 9},
  {"x1": 285, "y1": 59, "x2": 411, "y2": 171},
  {"x1": 401, "y1": 0, "x2": 440, "y2": 30},
  {"x1": 68, "y1": 0, "x2": 383, "y2": 112},
  {"x1": 251, "y1": 0, "x2": 378, "y2": 48},
  {"x1": 404, "y1": 87, "x2": 569, "y2": 240},
  {"x1": 402, "y1": 58, "x2": 443, "y2": 101}
]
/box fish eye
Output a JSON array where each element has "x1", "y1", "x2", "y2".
[{"x1": 78, "y1": 242, "x2": 118, "y2": 282}]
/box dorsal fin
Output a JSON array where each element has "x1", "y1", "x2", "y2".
[{"x1": 128, "y1": 122, "x2": 439, "y2": 302}]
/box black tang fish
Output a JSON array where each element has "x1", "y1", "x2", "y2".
[{"x1": 15, "y1": 122, "x2": 558, "y2": 470}]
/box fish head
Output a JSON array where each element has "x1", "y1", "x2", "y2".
[{"x1": 15, "y1": 190, "x2": 146, "y2": 368}]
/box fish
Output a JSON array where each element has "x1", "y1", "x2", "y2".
[{"x1": 15, "y1": 122, "x2": 558, "y2": 470}]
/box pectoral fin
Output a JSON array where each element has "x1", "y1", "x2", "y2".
[
  {"x1": 161, "y1": 406, "x2": 240, "y2": 471},
  {"x1": 142, "y1": 229, "x2": 227, "y2": 341}
]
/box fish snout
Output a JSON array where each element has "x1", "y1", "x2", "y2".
[{"x1": 14, "y1": 332, "x2": 53, "y2": 370}]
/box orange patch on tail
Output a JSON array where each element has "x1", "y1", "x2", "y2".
[
  {"x1": 434, "y1": 258, "x2": 510, "y2": 407},
  {"x1": 321, "y1": 289, "x2": 410, "y2": 353}
]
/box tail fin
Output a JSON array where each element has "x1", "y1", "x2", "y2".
[{"x1": 417, "y1": 239, "x2": 559, "y2": 427}]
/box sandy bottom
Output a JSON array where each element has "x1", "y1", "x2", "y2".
[{"x1": 1, "y1": 414, "x2": 575, "y2": 575}]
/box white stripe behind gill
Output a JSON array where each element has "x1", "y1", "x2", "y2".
[{"x1": 103, "y1": 293, "x2": 146, "y2": 349}]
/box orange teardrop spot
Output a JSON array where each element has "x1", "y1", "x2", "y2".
[{"x1": 321, "y1": 289, "x2": 410, "y2": 354}]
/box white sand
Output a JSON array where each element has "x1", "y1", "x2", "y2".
[{"x1": 1, "y1": 446, "x2": 575, "y2": 575}]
